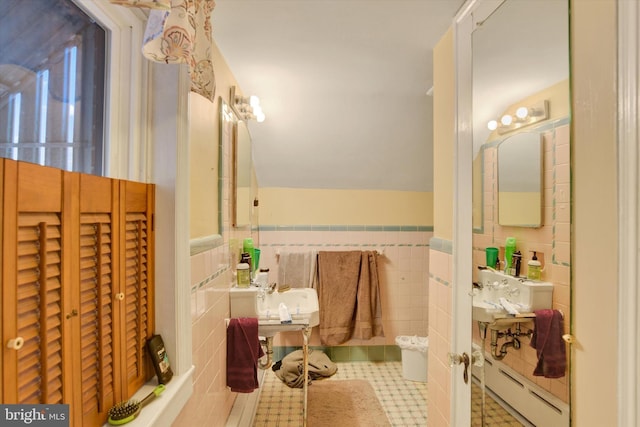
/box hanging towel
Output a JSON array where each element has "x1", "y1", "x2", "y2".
[
  {"x1": 226, "y1": 318, "x2": 265, "y2": 393},
  {"x1": 530, "y1": 309, "x2": 566, "y2": 378},
  {"x1": 277, "y1": 250, "x2": 318, "y2": 288},
  {"x1": 317, "y1": 251, "x2": 384, "y2": 345},
  {"x1": 353, "y1": 251, "x2": 384, "y2": 340},
  {"x1": 317, "y1": 251, "x2": 362, "y2": 345}
]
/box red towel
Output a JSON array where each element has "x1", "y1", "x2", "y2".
[
  {"x1": 226, "y1": 318, "x2": 265, "y2": 393},
  {"x1": 530, "y1": 309, "x2": 566, "y2": 378}
]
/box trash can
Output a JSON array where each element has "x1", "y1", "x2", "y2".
[{"x1": 396, "y1": 335, "x2": 428, "y2": 382}]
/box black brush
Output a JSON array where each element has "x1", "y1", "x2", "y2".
[{"x1": 107, "y1": 384, "x2": 165, "y2": 425}]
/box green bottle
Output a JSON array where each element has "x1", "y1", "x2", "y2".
[{"x1": 504, "y1": 237, "x2": 516, "y2": 273}]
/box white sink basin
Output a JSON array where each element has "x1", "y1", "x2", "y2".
[
  {"x1": 472, "y1": 269, "x2": 553, "y2": 327},
  {"x1": 230, "y1": 287, "x2": 319, "y2": 337}
]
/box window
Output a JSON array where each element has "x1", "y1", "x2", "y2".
[{"x1": 0, "y1": 0, "x2": 106, "y2": 175}]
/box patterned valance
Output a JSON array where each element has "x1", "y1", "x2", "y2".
[{"x1": 110, "y1": 0, "x2": 216, "y2": 102}]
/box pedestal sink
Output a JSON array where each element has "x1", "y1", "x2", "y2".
[
  {"x1": 229, "y1": 287, "x2": 320, "y2": 336},
  {"x1": 229, "y1": 286, "x2": 319, "y2": 425}
]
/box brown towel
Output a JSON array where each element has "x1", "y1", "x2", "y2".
[
  {"x1": 274, "y1": 349, "x2": 337, "y2": 388},
  {"x1": 317, "y1": 251, "x2": 384, "y2": 345},
  {"x1": 530, "y1": 309, "x2": 566, "y2": 378},
  {"x1": 354, "y1": 251, "x2": 384, "y2": 340},
  {"x1": 317, "y1": 251, "x2": 361, "y2": 345},
  {"x1": 226, "y1": 318, "x2": 265, "y2": 393}
]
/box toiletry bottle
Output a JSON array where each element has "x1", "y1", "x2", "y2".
[
  {"x1": 527, "y1": 251, "x2": 542, "y2": 280},
  {"x1": 511, "y1": 251, "x2": 522, "y2": 277},
  {"x1": 240, "y1": 252, "x2": 252, "y2": 273},
  {"x1": 236, "y1": 263, "x2": 250, "y2": 287},
  {"x1": 504, "y1": 237, "x2": 516, "y2": 273},
  {"x1": 243, "y1": 238, "x2": 255, "y2": 276}
]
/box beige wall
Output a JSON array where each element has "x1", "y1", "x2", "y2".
[
  {"x1": 428, "y1": 26, "x2": 455, "y2": 427},
  {"x1": 189, "y1": 42, "x2": 241, "y2": 239},
  {"x1": 258, "y1": 187, "x2": 433, "y2": 226},
  {"x1": 571, "y1": 0, "x2": 618, "y2": 424},
  {"x1": 433, "y1": 28, "x2": 455, "y2": 241}
]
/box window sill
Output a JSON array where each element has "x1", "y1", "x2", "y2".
[{"x1": 103, "y1": 366, "x2": 194, "y2": 427}]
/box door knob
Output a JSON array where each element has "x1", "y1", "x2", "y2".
[
  {"x1": 7, "y1": 337, "x2": 24, "y2": 350},
  {"x1": 448, "y1": 352, "x2": 471, "y2": 384}
]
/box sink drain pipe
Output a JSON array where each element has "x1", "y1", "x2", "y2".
[{"x1": 258, "y1": 336, "x2": 274, "y2": 370}]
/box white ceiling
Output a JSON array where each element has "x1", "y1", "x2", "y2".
[
  {"x1": 211, "y1": 0, "x2": 569, "y2": 192},
  {"x1": 211, "y1": 0, "x2": 466, "y2": 192}
]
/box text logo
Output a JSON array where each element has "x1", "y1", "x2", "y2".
[{"x1": 1, "y1": 405, "x2": 69, "y2": 426}]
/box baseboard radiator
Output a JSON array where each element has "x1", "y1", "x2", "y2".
[{"x1": 472, "y1": 354, "x2": 570, "y2": 426}]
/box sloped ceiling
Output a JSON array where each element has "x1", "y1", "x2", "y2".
[{"x1": 211, "y1": 0, "x2": 466, "y2": 192}]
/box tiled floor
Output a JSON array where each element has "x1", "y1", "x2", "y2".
[
  {"x1": 254, "y1": 361, "x2": 426, "y2": 426},
  {"x1": 253, "y1": 360, "x2": 522, "y2": 426},
  {"x1": 471, "y1": 382, "x2": 524, "y2": 426}
]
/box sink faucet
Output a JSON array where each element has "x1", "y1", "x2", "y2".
[{"x1": 258, "y1": 282, "x2": 277, "y2": 300}]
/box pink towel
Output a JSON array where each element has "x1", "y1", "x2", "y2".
[
  {"x1": 530, "y1": 309, "x2": 566, "y2": 378},
  {"x1": 226, "y1": 318, "x2": 264, "y2": 393}
]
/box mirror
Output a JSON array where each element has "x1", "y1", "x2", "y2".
[
  {"x1": 497, "y1": 132, "x2": 543, "y2": 227},
  {"x1": 233, "y1": 120, "x2": 252, "y2": 227},
  {"x1": 220, "y1": 97, "x2": 253, "y2": 229},
  {"x1": 470, "y1": 0, "x2": 570, "y2": 425}
]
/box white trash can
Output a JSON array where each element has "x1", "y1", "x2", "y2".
[{"x1": 395, "y1": 335, "x2": 428, "y2": 382}]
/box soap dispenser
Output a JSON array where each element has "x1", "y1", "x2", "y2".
[{"x1": 527, "y1": 251, "x2": 542, "y2": 280}]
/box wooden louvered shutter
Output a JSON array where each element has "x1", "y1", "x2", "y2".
[
  {"x1": 1, "y1": 160, "x2": 68, "y2": 405},
  {"x1": 119, "y1": 180, "x2": 155, "y2": 396},
  {"x1": 75, "y1": 174, "x2": 120, "y2": 426}
]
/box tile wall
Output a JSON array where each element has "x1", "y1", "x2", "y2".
[
  {"x1": 257, "y1": 226, "x2": 432, "y2": 347},
  {"x1": 427, "y1": 241, "x2": 453, "y2": 427}
]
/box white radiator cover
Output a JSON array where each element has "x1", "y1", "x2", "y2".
[{"x1": 472, "y1": 353, "x2": 570, "y2": 426}]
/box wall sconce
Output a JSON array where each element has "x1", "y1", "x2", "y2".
[
  {"x1": 230, "y1": 86, "x2": 265, "y2": 123},
  {"x1": 487, "y1": 100, "x2": 549, "y2": 135}
]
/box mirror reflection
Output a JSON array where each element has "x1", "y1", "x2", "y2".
[
  {"x1": 233, "y1": 120, "x2": 252, "y2": 227},
  {"x1": 470, "y1": 0, "x2": 570, "y2": 425},
  {"x1": 497, "y1": 132, "x2": 543, "y2": 227}
]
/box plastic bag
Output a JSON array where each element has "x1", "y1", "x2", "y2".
[{"x1": 395, "y1": 335, "x2": 429, "y2": 353}]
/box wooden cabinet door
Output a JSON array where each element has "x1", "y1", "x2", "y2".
[
  {"x1": 1, "y1": 161, "x2": 155, "y2": 427},
  {"x1": 119, "y1": 180, "x2": 155, "y2": 397},
  {"x1": 1, "y1": 160, "x2": 69, "y2": 405},
  {"x1": 74, "y1": 173, "x2": 120, "y2": 427}
]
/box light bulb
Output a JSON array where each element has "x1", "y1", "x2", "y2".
[
  {"x1": 249, "y1": 95, "x2": 260, "y2": 108},
  {"x1": 515, "y1": 106, "x2": 529, "y2": 119},
  {"x1": 501, "y1": 114, "x2": 513, "y2": 126},
  {"x1": 487, "y1": 120, "x2": 498, "y2": 131}
]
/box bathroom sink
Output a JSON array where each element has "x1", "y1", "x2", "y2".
[
  {"x1": 230, "y1": 287, "x2": 319, "y2": 337},
  {"x1": 472, "y1": 269, "x2": 553, "y2": 327}
]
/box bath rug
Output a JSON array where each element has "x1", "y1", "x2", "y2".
[{"x1": 307, "y1": 379, "x2": 391, "y2": 426}]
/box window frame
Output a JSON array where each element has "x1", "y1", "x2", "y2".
[{"x1": 72, "y1": 0, "x2": 149, "y2": 180}]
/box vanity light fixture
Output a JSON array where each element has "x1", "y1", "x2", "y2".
[
  {"x1": 230, "y1": 86, "x2": 266, "y2": 123},
  {"x1": 487, "y1": 99, "x2": 549, "y2": 135}
]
